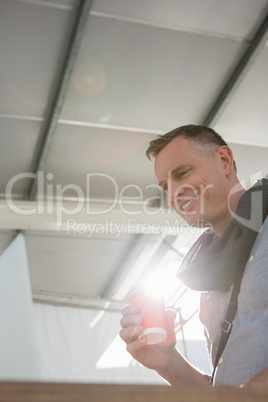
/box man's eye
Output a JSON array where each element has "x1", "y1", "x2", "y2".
[{"x1": 177, "y1": 170, "x2": 188, "y2": 178}]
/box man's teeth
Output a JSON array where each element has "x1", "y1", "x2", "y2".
[{"x1": 181, "y1": 194, "x2": 198, "y2": 210}]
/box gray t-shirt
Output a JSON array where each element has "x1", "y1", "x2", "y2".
[{"x1": 200, "y1": 216, "x2": 268, "y2": 386}]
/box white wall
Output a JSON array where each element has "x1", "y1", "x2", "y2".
[
  {"x1": 0, "y1": 234, "x2": 42, "y2": 380},
  {"x1": 33, "y1": 302, "x2": 210, "y2": 383}
]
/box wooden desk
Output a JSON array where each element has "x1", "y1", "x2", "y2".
[{"x1": 0, "y1": 382, "x2": 268, "y2": 402}]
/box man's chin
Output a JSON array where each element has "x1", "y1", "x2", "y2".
[{"x1": 183, "y1": 216, "x2": 210, "y2": 229}]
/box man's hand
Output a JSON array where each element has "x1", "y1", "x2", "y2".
[
  {"x1": 119, "y1": 305, "x2": 177, "y2": 373},
  {"x1": 120, "y1": 305, "x2": 210, "y2": 386}
]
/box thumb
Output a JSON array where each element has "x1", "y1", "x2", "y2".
[
  {"x1": 166, "y1": 309, "x2": 176, "y2": 331},
  {"x1": 164, "y1": 309, "x2": 176, "y2": 345}
]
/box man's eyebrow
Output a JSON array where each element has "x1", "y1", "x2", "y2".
[
  {"x1": 170, "y1": 165, "x2": 189, "y2": 175},
  {"x1": 158, "y1": 165, "x2": 189, "y2": 187},
  {"x1": 158, "y1": 179, "x2": 166, "y2": 188}
]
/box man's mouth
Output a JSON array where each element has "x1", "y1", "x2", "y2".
[{"x1": 181, "y1": 193, "x2": 198, "y2": 211}]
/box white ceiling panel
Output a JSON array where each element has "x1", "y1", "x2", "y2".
[
  {"x1": 0, "y1": 0, "x2": 76, "y2": 116},
  {"x1": 215, "y1": 47, "x2": 268, "y2": 147},
  {"x1": 92, "y1": 0, "x2": 268, "y2": 39},
  {"x1": 60, "y1": 15, "x2": 249, "y2": 131},
  {"x1": 26, "y1": 231, "x2": 142, "y2": 298},
  {"x1": 0, "y1": 117, "x2": 42, "y2": 197},
  {"x1": 43, "y1": 123, "x2": 158, "y2": 199},
  {"x1": 22, "y1": 0, "x2": 78, "y2": 8}
]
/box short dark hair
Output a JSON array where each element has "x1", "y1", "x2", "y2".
[{"x1": 146, "y1": 124, "x2": 237, "y2": 171}]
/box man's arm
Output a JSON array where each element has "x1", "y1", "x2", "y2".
[
  {"x1": 120, "y1": 306, "x2": 210, "y2": 386},
  {"x1": 156, "y1": 347, "x2": 210, "y2": 386}
]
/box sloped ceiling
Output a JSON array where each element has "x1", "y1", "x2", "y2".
[{"x1": 0, "y1": 0, "x2": 267, "y2": 306}]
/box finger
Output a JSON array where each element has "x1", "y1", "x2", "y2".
[
  {"x1": 119, "y1": 324, "x2": 143, "y2": 344},
  {"x1": 162, "y1": 309, "x2": 177, "y2": 345},
  {"x1": 120, "y1": 313, "x2": 142, "y2": 329},
  {"x1": 121, "y1": 304, "x2": 139, "y2": 316},
  {"x1": 166, "y1": 309, "x2": 176, "y2": 330},
  {"x1": 126, "y1": 337, "x2": 147, "y2": 355}
]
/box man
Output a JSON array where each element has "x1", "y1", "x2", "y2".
[{"x1": 120, "y1": 124, "x2": 268, "y2": 386}]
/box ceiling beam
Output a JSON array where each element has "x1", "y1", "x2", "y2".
[
  {"x1": 0, "y1": 200, "x2": 183, "y2": 234},
  {"x1": 90, "y1": 10, "x2": 250, "y2": 43},
  {"x1": 33, "y1": 293, "x2": 124, "y2": 312},
  {"x1": 28, "y1": 0, "x2": 94, "y2": 201},
  {"x1": 202, "y1": 11, "x2": 268, "y2": 127}
]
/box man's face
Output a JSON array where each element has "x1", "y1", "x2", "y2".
[{"x1": 154, "y1": 136, "x2": 230, "y2": 230}]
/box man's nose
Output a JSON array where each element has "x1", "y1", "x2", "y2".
[{"x1": 167, "y1": 185, "x2": 184, "y2": 207}]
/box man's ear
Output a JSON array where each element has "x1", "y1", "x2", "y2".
[{"x1": 217, "y1": 146, "x2": 234, "y2": 175}]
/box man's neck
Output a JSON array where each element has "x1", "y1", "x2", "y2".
[{"x1": 213, "y1": 185, "x2": 246, "y2": 238}]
